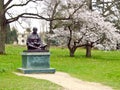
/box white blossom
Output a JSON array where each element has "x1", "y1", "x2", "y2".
[{"x1": 47, "y1": 0, "x2": 120, "y2": 50}]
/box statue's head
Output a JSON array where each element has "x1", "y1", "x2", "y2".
[{"x1": 33, "y1": 27, "x2": 37, "y2": 34}]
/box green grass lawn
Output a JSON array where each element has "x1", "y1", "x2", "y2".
[
  {"x1": 0, "y1": 45, "x2": 120, "y2": 90},
  {"x1": 50, "y1": 47, "x2": 120, "y2": 90},
  {"x1": 0, "y1": 45, "x2": 63, "y2": 90}
]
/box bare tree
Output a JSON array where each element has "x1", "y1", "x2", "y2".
[
  {"x1": 92, "y1": 0, "x2": 120, "y2": 29},
  {"x1": 0, "y1": 0, "x2": 44, "y2": 54},
  {"x1": 43, "y1": 0, "x2": 61, "y2": 34},
  {"x1": 0, "y1": 0, "x2": 71, "y2": 54}
]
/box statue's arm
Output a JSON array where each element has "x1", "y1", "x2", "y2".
[
  {"x1": 26, "y1": 36, "x2": 38, "y2": 49},
  {"x1": 37, "y1": 35, "x2": 42, "y2": 44}
]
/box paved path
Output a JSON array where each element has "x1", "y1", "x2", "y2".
[{"x1": 15, "y1": 72, "x2": 113, "y2": 90}]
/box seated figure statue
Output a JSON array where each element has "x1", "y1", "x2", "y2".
[{"x1": 26, "y1": 27, "x2": 47, "y2": 51}]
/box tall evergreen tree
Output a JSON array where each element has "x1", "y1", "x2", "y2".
[
  {"x1": 5, "y1": 26, "x2": 18, "y2": 44},
  {"x1": 5, "y1": 25, "x2": 11, "y2": 44},
  {"x1": 11, "y1": 27, "x2": 18, "y2": 43}
]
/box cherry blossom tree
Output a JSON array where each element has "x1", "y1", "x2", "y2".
[{"x1": 47, "y1": 0, "x2": 120, "y2": 57}]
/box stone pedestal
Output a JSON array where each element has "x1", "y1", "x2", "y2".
[{"x1": 18, "y1": 51, "x2": 55, "y2": 74}]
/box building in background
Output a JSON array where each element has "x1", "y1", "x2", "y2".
[{"x1": 17, "y1": 31, "x2": 30, "y2": 45}]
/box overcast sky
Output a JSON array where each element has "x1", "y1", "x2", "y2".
[
  {"x1": 7, "y1": 0, "x2": 113, "y2": 33},
  {"x1": 6, "y1": 0, "x2": 47, "y2": 33}
]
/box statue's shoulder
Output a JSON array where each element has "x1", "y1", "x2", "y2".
[
  {"x1": 27, "y1": 34, "x2": 33, "y2": 38},
  {"x1": 36, "y1": 34, "x2": 40, "y2": 37}
]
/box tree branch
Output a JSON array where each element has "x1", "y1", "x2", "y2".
[
  {"x1": 5, "y1": 0, "x2": 42, "y2": 12},
  {"x1": 7, "y1": 13, "x2": 71, "y2": 23},
  {"x1": 4, "y1": 0, "x2": 13, "y2": 9},
  {"x1": 69, "y1": 1, "x2": 86, "y2": 18},
  {"x1": 67, "y1": 26, "x2": 73, "y2": 49},
  {"x1": 51, "y1": 1, "x2": 60, "y2": 19},
  {"x1": 102, "y1": 0, "x2": 116, "y2": 16}
]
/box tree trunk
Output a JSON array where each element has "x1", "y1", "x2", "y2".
[
  {"x1": 46, "y1": 38, "x2": 50, "y2": 50},
  {"x1": 87, "y1": 0, "x2": 93, "y2": 10},
  {"x1": 68, "y1": 47, "x2": 77, "y2": 57},
  {"x1": 49, "y1": 20, "x2": 54, "y2": 34},
  {"x1": 86, "y1": 45, "x2": 92, "y2": 57},
  {"x1": 70, "y1": 50, "x2": 75, "y2": 57},
  {"x1": 47, "y1": 21, "x2": 54, "y2": 49},
  {"x1": 0, "y1": 23, "x2": 7, "y2": 54},
  {"x1": 0, "y1": 0, "x2": 7, "y2": 54}
]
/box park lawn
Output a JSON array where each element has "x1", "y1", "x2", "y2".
[
  {"x1": 50, "y1": 47, "x2": 120, "y2": 90},
  {"x1": 0, "y1": 45, "x2": 120, "y2": 90},
  {"x1": 0, "y1": 45, "x2": 63, "y2": 90}
]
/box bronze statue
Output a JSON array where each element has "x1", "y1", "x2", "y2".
[{"x1": 26, "y1": 27, "x2": 47, "y2": 51}]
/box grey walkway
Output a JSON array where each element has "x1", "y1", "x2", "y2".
[{"x1": 15, "y1": 72, "x2": 113, "y2": 90}]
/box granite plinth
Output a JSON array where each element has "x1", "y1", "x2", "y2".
[
  {"x1": 18, "y1": 51, "x2": 55, "y2": 74},
  {"x1": 23, "y1": 50, "x2": 49, "y2": 52},
  {"x1": 18, "y1": 68, "x2": 55, "y2": 74}
]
